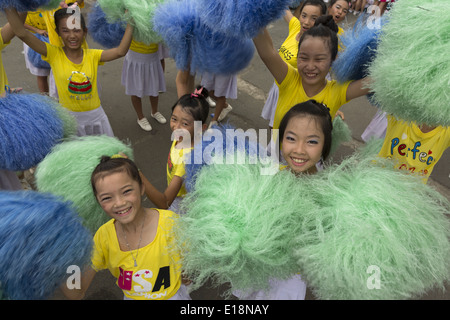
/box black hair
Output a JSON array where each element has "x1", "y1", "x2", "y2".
[
  {"x1": 171, "y1": 85, "x2": 210, "y2": 123},
  {"x1": 328, "y1": 0, "x2": 351, "y2": 9},
  {"x1": 296, "y1": 0, "x2": 328, "y2": 16},
  {"x1": 298, "y1": 15, "x2": 339, "y2": 61},
  {"x1": 54, "y1": 5, "x2": 87, "y2": 33},
  {"x1": 278, "y1": 99, "x2": 333, "y2": 161},
  {"x1": 91, "y1": 156, "x2": 142, "y2": 197}
]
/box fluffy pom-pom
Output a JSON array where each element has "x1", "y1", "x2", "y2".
[
  {"x1": 87, "y1": 3, "x2": 126, "y2": 48},
  {"x1": 0, "y1": 191, "x2": 93, "y2": 300},
  {"x1": 367, "y1": 0, "x2": 450, "y2": 126},
  {"x1": 35, "y1": 135, "x2": 134, "y2": 233},
  {"x1": 329, "y1": 116, "x2": 352, "y2": 158},
  {"x1": 152, "y1": 0, "x2": 196, "y2": 70},
  {"x1": 27, "y1": 33, "x2": 50, "y2": 69},
  {"x1": 332, "y1": 14, "x2": 386, "y2": 82},
  {"x1": 97, "y1": 0, "x2": 164, "y2": 44},
  {"x1": 177, "y1": 156, "x2": 316, "y2": 296},
  {"x1": 196, "y1": 0, "x2": 291, "y2": 38},
  {"x1": 0, "y1": 93, "x2": 64, "y2": 171},
  {"x1": 294, "y1": 155, "x2": 450, "y2": 299},
  {"x1": 0, "y1": 0, "x2": 54, "y2": 11},
  {"x1": 190, "y1": 22, "x2": 255, "y2": 75}
]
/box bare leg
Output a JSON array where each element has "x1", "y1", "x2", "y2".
[
  {"x1": 176, "y1": 69, "x2": 195, "y2": 98},
  {"x1": 37, "y1": 75, "x2": 49, "y2": 94},
  {"x1": 150, "y1": 95, "x2": 159, "y2": 114},
  {"x1": 131, "y1": 95, "x2": 145, "y2": 120}
]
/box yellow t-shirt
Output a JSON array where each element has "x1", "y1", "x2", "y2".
[
  {"x1": 25, "y1": 11, "x2": 47, "y2": 31},
  {"x1": 166, "y1": 140, "x2": 192, "y2": 197},
  {"x1": 42, "y1": 43, "x2": 103, "y2": 112},
  {"x1": 278, "y1": 17, "x2": 301, "y2": 68},
  {"x1": 91, "y1": 209, "x2": 182, "y2": 300},
  {"x1": 41, "y1": 1, "x2": 88, "y2": 48},
  {"x1": 0, "y1": 30, "x2": 10, "y2": 93},
  {"x1": 273, "y1": 64, "x2": 351, "y2": 129},
  {"x1": 338, "y1": 26, "x2": 344, "y2": 52},
  {"x1": 377, "y1": 115, "x2": 450, "y2": 183},
  {"x1": 130, "y1": 39, "x2": 159, "y2": 54}
]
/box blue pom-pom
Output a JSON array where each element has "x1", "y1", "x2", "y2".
[
  {"x1": 0, "y1": 0, "x2": 52, "y2": 11},
  {"x1": 190, "y1": 22, "x2": 255, "y2": 75},
  {"x1": 196, "y1": 0, "x2": 291, "y2": 39},
  {"x1": 0, "y1": 93, "x2": 64, "y2": 171},
  {"x1": 332, "y1": 15, "x2": 387, "y2": 82},
  {"x1": 0, "y1": 191, "x2": 93, "y2": 300},
  {"x1": 27, "y1": 33, "x2": 50, "y2": 69},
  {"x1": 87, "y1": 3, "x2": 126, "y2": 49},
  {"x1": 152, "y1": 0, "x2": 196, "y2": 70},
  {"x1": 184, "y1": 123, "x2": 268, "y2": 192}
]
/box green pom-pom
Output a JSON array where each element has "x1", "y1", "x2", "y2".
[
  {"x1": 294, "y1": 155, "x2": 450, "y2": 299},
  {"x1": 176, "y1": 154, "x2": 319, "y2": 296},
  {"x1": 367, "y1": 0, "x2": 450, "y2": 126},
  {"x1": 35, "y1": 135, "x2": 134, "y2": 233}
]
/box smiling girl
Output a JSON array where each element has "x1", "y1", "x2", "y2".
[
  {"x1": 60, "y1": 155, "x2": 190, "y2": 300},
  {"x1": 253, "y1": 15, "x2": 370, "y2": 131},
  {"x1": 138, "y1": 86, "x2": 210, "y2": 214},
  {"x1": 262, "y1": 0, "x2": 327, "y2": 128},
  {"x1": 5, "y1": 6, "x2": 133, "y2": 137}
]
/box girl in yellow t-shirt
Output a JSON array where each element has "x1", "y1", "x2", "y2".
[
  {"x1": 138, "y1": 87, "x2": 210, "y2": 214},
  {"x1": 121, "y1": 39, "x2": 166, "y2": 132},
  {"x1": 5, "y1": 6, "x2": 133, "y2": 137},
  {"x1": 262, "y1": 0, "x2": 327, "y2": 128},
  {"x1": 253, "y1": 15, "x2": 370, "y2": 131},
  {"x1": 235, "y1": 99, "x2": 333, "y2": 300},
  {"x1": 60, "y1": 155, "x2": 190, "y2": 300}
]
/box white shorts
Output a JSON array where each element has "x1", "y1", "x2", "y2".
[{"x1": 69, "y1": 106, "x2": 114, "y2": 137}]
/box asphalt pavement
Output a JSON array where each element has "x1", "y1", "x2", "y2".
[{"x1": 1, "y1": 7, "x2": 448, "y2": 300}]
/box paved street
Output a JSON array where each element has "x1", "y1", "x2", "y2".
[{"x1": 1, "y1": 7, "x2": 448, "y2": 300}]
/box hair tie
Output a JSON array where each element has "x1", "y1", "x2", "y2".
[
  {"x1": 110, "y1": 153, "x2": 127, "y2": 159},
  {"x1": 60, "y1": 1, "x2": 78, "y2": 9},
  {"x1": 191, "y1": 87, "x2": 204, "y2": 98}
]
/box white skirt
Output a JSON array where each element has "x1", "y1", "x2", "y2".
[
  {"x1": 69, "y1": 106, "x2": 114, "y2": 137},
  {"x1": 121, "y1": 50, "x2": 166, "y2": 98},
  {"x1": 261, "y1": 82, "x2": 278, "y2": 127},
  {"x1": 201, "y1": 72, "x2": 238, "y2": 99},
  {"x1": 23, "y1": 43, "x2": 50, "y2": 77},
  {"x1": 157, "y1": 43, "x2": 170, "y2": 60},
  {"x1": 0, "y1": 169, "x2": 22, "y2": 191}
]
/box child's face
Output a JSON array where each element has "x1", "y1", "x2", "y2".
[
  {"x1": 170, "y1": 105, "x2": 196, "y2": 146},
  {"x1": 299, "y1": 5, "x2": 322, "y2": 35},
  {"x1": 57, "y1": 17, "x2": 86, "y2": 50},
  {"x1": 281, "y1": 115, "x2": 325, "y2": 174},
  {"x1": 328, "y1": 0, "x2": 349, "y2": 24},
  {"x1": 94, "y1": 170, "x2": 145, "y2": 224},
  {"x1": 297, "y1": 36, "x2": 333, "y2": 87}
]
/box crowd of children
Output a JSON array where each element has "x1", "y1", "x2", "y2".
[{"x1": 0, "y1": 0, "x2": 448, "y2": 301}]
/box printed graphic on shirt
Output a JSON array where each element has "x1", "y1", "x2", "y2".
[
  {"x1": 388, "y1": 134, "x2": 434, "y2": 176},
  {"x1": 279, "y1": 46, "x2": 294, "y2": 61},
  {"x1": 118, "y1": 266, "x2": 172, "y2": 299},
  {"x1": 68, "y1": 71, "x2": 92, "y2": 95}
]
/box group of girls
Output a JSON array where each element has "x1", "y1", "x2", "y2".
[{"x1": 1, "y1": 0, "x2": 448, "y2": 301}]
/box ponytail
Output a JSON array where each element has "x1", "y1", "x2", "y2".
[{"x1": 171, "y1": 85, "x2": 210, "y2": 123}]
